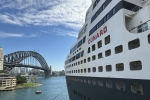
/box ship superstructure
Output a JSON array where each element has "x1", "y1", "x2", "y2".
[{"x1": 65, "y1": 0, "x2": 150, "y2": 100}]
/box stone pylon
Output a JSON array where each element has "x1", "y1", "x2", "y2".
[{"x1": 50, "y1": 66, "x2": 52, "y2": 76}]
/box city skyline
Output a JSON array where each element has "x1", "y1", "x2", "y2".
[{"x1": 0, "y1": 0, "x2": 91, "y2": 71}]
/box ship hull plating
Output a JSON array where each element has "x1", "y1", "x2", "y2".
[{"x1": 66, "y1": 76, "x2": 150, "y2": 100}]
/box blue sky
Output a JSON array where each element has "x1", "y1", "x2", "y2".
[{"x1": 0, "y1": 0, "x2": 91, "y2": 71}]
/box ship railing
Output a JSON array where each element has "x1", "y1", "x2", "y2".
[
  {"x1": 132, "y1": 6, "x2": 141, "y2": 12},
  {"x1": 129, "y1": 20, "x2": 150, "y2": 33}
]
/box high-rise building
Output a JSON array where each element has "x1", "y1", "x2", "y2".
[{"x1": 0, "y1": 47, "x2": 3, "y2": 70}]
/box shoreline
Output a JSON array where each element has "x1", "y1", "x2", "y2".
[
  {"x1": 14, "y1": 83, "x2": 42, "y2": 90},
  {"x1": 0, "y1": 83, "x2": 42, "y2": 91}
]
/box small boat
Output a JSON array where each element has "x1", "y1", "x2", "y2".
[{"x1": 35, "y1": 90, "x2": 42, "y2": 94}]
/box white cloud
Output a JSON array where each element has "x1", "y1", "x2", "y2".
[
  {"x1": 0, "y1": 0, "x2": 91, "y2": 30},
  {"x1": 41, "y1": 28, "x2": 78, "y2": 37},
  {"x1": 0, "y1": 31, "x2": 38, "y2": 38}
]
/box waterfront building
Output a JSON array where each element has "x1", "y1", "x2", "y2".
[
  {"x1": 0, "y1": 73, "x2": 16, "y2": 90},
  {"x1": 61, "y1": 70, "x2": 65, "y2": 76},
  {"x1": 0, "y1": 47, "x2": 3, "y2": 70}
]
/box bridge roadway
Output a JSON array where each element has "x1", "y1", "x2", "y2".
[{"x1": 4, "y1": 63, "x2": 46, "y2": 70}]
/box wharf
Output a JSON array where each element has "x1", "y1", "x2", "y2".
[{"x1": 0, "y1": 88, "x2": 14, "y2": 91}]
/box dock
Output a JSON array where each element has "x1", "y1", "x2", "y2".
[{"x1": 0, "y1": 88, "x2": 14, "y2": 91}]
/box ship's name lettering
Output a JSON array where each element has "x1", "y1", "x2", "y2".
[{"x1": 88, "y1": 26, "x2": 107, "y2": 44}]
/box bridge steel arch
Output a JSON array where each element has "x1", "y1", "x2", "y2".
[{"x1": 4, "y1": 51, "x2": 50, "y2": 77}]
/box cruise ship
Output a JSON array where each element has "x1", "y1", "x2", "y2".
[{"x1": 65, "y1": 0, "x2": 150, "y2": 100}]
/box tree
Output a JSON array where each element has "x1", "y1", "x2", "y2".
[
  {"x1": 16, "y1": 76, "x2": 27, "y2": 84},
  {"x1": 31, "y1": 76, "x2": 37, "y2": 83},
  {"x1": 0, "y1": 70, "x2": 8, "y2": 73}
]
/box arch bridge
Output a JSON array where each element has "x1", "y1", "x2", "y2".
[{"x1": 4, "y1": 51, "x2": 51, "y2": 77}]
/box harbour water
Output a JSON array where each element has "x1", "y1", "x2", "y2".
[{"x1": 0, "y1": 76, "x2": 69, "y2": 100}]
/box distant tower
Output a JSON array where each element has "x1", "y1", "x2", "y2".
[
  {"x1": 50, "y1": 66, "x2": 52, "y2": 76},
  {"x1": 0, "y1": 47, "x2": 4, "y2": 70}
]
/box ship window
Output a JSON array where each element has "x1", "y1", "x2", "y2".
[
  {"x1": 98, "y1": 66, "x2": 103, "y2": 72},
  {"x1": 98, "y1": 52, "x2": 103, "y2": 59},
  {"x1": 74, "y1": 63, "x2": 75, "y2": 66},
  {"x1": 106, "y1": 81, "x2": 113, "y2": 88},
  {"x1": 131, "y1": 83, "x2": 143, "y2": 94},
  {"x1": 102, "y1": 3, "x2": 105, "y2": 10},
  {"x1": 92, "y1": 55, "x2": 96, "y2": 61},
  {"x1": 84, "y1": 79, "x2": 87, "y2": 83},
  {"x1": 72, "y1": 70, "x2": 73, "y2": 73},
  {"x1": 116, "y1": 63, "x2": 124, "y2": 71},
  {"x1": 115, "y1": 45, "x2": 123, "y2": 54},
  {"x1": 76, "y1": 62, "x2": 77, "y2": 65},
  {"x1": 88, "y1": 47, "x2": 90, "y2": 53},
  {"x1": 88, "y1": 57, "x2": 91, "y2": 62},
  {"x1": 84, "y1": 96, "x2": 86, "y2": 100},
  {"x1": 96, "y1": 24, "x2": 99, "y2": 29},
  {"x1": 88, "y1": 68, "x2": 91, "y2": 73},
  {"x1": 81, "y1": 50, "x2": 84, "y2": 57},
  {"x1": 84, "y1": 59, "x2": 86, "y2": 63},
  {"x1": 78, "y1": 92, "x2": 80, "y2": 97},
  {"x1": 79, "y1": 47, "x2": 81, "y2": 50},
  {"x1": 78, "y1": 78, "x2": 80, "y2": 81},
  {"x1": 84, "y1": 68, "x2": 86, "y2": 73},
  {"x1": 105, "y1": 49, "x2": 111, "y2": 57},
  {"x1": 78, "y1": 69, "x2": 80, "y2": 73},
  {"x1": 130, "y1": 61, "x2": 142, "y2": 71},
  {"x1": 76, "y1": 70, "x2": 77, "y2": 73},
  {"x1": 148, "y1": 34, "x2": 150, "y2": 44},
  {"x1": 80, "y1": 94, "x2": 83, "y2": 99},
  {"x1": 106, "y1": 65, "x2": 112, "y2": 72},
  {"x1": 98, "y1": 80, "x2": 103, "y2": 86},
  {"x1": 128, "y1": 39, "x2": 140, "y2": 50},
  {"x1": 116, "y1": 82, "x2": 125, "y2": 91},
  {"x1": 73, "y1": 90, "x2": 76, "y2": 94},
  {"x1": 81, "y1": 69, "x2": 83, "y2": 73},
  {"x1": 92, "y1": 44, "x2": 96, "y2": 51},
  {"x1": 95, "y1": 11, "x2": 98, "y2": 17},
  {"x1": 99, "y1": 21, "x2": 102, "y2": 26},
  {"x1": 76, "y1": 91, "x2": 78, "y2": 95},
  {"x1": 107, "y1": 14, "x2": 110, "y2": 20},
  {"x1": 112, "y1": 8, "x2": 116, "y2": 15},
  {"x1": 88, "y1": 79, "x2": 91, "y2": 84},
  {"x1": 83, "y1": 36, "x2": 86, "y2": 44},
  {"x1": 78, "y1": 40, "x2": 82, "y2": 48},
  {"x1": 92, "y1": 67, "x2": 96, "y2": 72},
  {"x1": 105, "y1": 35, "x2": 110, "y2": 45},
  {"x1": 80, "y1": 79, "x2": 83, "y2": 82},
  {"x1": 74, "y1": 70, "x2": 75, "y2": 73},
  {"x1": 81, "y1": 60, "x2": 83, "y2": 64},
  {"x1": 72, "y1": 64, "x2": 73, "y2": 67},
  {"x1": 104, "y1": 17, "x2": 106, "y2": 23},
  {"x1": 97, "y1": 40, "x2": 102, "y2": 48},
  {"x1": 92, "y1": 79, "x2": 96, "y2": 85},
  {"x1": 78, "y1": 61, "x2": 80, "y2": 65}
]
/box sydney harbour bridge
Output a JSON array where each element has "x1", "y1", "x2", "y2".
[{"x1": 3, "y1": 51, "x2": 51, "y2": 77}]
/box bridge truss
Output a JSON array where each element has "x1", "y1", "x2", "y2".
[{"x1": 4, "y1": 51, "x2": 50, "y2": 77}]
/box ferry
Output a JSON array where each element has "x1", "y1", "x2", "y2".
[{"x1": 65, "y1": 0, "x2": 150, "y2": 100}]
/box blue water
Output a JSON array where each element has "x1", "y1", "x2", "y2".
[{"x1": 0, "y1": 76, "x2": 69, "y2": 100}]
